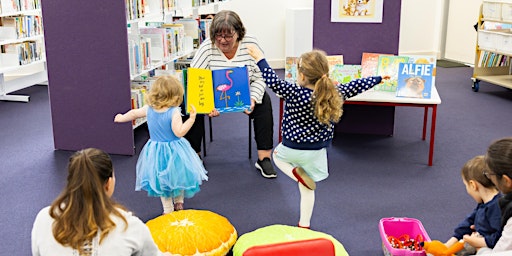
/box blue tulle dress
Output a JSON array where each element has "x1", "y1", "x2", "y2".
[{"x1": 136, "y1": 106, "x2": 208, "y2": 198}]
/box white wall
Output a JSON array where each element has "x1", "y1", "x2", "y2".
[
  {"x1": 398, "y1": 0, "x2": 446, "y2": 58},
  {"x1": 214, "y1": 0, "x2": 473, "y2": 67}
]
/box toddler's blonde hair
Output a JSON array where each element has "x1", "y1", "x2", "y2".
[{"x1": 146, "y1": 75, "x2": 184, "y2": 110}]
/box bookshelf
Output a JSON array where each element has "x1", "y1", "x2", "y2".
[
  {"x1": 0, "y1": 0, "x2": 46, "y2": 102},
  {"x1": 41, "y1": 0, "x2": 226, "y2": 155},
  {"x1": 472, "y1": 0, "x2": 512, "y2": 92}
]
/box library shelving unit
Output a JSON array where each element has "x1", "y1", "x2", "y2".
[
  {"x1": 0, "y1": 1, "x2": 46, "y2": 102},
  {"x1": 472, "y1": 0, "x2": 512, "y2": 92},
  {"x1": 41, "y1": 0, "x2": 226, "y2": 155}
]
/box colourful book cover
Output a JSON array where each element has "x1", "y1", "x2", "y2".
[
  {"x1": 361, "y1": 52, "x2": 392, "y2": 78},
  {"x1": 330, "y1": 64, "x2": 361, "y2": 84},
  {"x1": 404, "y1": 54, "x2": 437, "y2": 76},
  {"x1": 186, "y1": 66, "x2": 251, "y2": 114},
  {"x1": 396, "y1": 63, "x2": 434, "y2": 99},
  {"x1": 284, "y1": 56, "x2": 299, "y2": 83},
  {"x1": 375, "y1": 55, "x2": 410, "y2": 92}
]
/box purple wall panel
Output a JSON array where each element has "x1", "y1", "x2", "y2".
[
  {"x1": 313, "y1": 0, "x2": 402, "y2": 64},
  {"x1": 313, "y1": 0, "x2": 402, "y2": 135},
  {"x1": 42, "y1": 0, "x2": 135, "y2": 155}
]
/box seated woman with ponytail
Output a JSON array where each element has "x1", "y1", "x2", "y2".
[{"x1": 31, "y1": 148, "x2": 171, "y2": 256}]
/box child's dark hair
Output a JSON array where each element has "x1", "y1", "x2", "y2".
[
  {"x1": 461, "y1": 155, "x2": 496, "y2": 189},
  {"x1": 298, "y1": 50, "x2": 343, "y2": 125},
  {"x1": 486, "y1": 137, "x2": 512, "y2": 179}
]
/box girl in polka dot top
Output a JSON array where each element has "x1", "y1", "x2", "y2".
[{"x1": 248, "y1": 46, "x2": 387, "y2": 228}]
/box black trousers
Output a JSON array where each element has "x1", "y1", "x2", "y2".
[{"x1": 182, "y1": 91, "x2": 274, "y2": 153}]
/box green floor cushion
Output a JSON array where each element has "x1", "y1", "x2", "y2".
[{"x1": 232, "y1": 224, "x2": 348, "y2": 256}]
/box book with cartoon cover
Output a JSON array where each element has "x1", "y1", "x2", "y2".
[
  {"x1": 375, "y1": 55, "x2": 410, "y2": 92},
  {"x1": 396, "y1": 63, "x2": 434, "y2": 99},
  {"x1": 330, "y1": 64, "x2": 361, "y2": 84},
  {"x1": 361, "y1": 52, "x2": 392, "y2": 78}
]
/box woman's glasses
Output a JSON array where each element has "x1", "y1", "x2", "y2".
[{"x1": 215, "y1": 33, "x2": 235, "y2": 41}]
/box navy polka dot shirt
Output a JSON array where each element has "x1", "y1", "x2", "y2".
[{"x1": 256, "y1": 59, "x2": 382, "y2": 150}]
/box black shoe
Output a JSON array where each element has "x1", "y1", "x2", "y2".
[{"x1": 255, "y1": 157, "x2": 277, "y2": 178}]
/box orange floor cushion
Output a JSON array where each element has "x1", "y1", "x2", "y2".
[{"x1": 146, "y1": 209, "x2": 237, "y2": 255}]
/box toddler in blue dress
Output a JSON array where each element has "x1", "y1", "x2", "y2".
[{"x1": 115, "y1": 75, "x2": 208, "y2": 214}]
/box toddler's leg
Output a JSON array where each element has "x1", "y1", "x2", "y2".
[
  {"x1": 273, "y1": 153, "x2": 316, "y2": 227},
  {"x1": 273, "y1": 153, "x2": 315, "y2": 190},
  {"x1": 161, "y1": 197, "x2": 174, "y2": 214},
  {"x1": 298, "y1": 183, "x2": 315, "y2": 228},
  {"x1": 173, "y1": 191, "x2": 184, "y2": 211},
  {"x1": 272, "y1": 153, "x2": 297, "y2": 180}
]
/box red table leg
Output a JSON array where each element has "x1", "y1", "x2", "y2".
[{"x1": 428, "y1": 105, "x2": 437, "y2": 166}]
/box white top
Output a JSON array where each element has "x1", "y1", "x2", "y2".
[
  {"x1": 477, "y1": 217, "x2": 512, "y2": 255},
  {"x1": 190, "y1": 35, "x2": 267, "y2": 104},
  {"x1": 32, "y1": 206, "x2": 165, "y2": 256}
]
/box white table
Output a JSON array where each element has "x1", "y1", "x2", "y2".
[
  {"x1": 344, "y1": 86, "x2": 441, "y2": 166},
  {"x1": 278, "y1": 86, "x2": 442, "y2": 166}
]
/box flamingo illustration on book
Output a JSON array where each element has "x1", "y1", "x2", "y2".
[{"x1": 216, "y1": 70, "x2": 234, "y2": 107}]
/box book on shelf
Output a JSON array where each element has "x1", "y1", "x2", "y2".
[
  {"x1": 478, "y1": 51, "x2": 511, "y2": 67},
  {"x1": 360, "y1": 52, "x2": 391, "y2": 78},
  {"x1": 139, "y1": 27, "x2": 168, "y2": 62},
  {"x1": 199, "y1": 18, "x2": 212, "y2": 44},
  {"x1": 375, "y1": 55, "x2": 410, "y2": 92},
  {"x1": 396, "y1": 63, "x2": 434, "y2": 99},
  {"x1": 161, "y1": 23, "x2": 185, "y2": 56},
  {"x1": 330, "y1": 64, "x2": 361, "y2": 84},
  {"x1": 185, "y1": 66, "x2": 251, "y2": 114}
]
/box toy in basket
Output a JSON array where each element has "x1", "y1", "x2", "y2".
[{"x1": 379, "y1": 217, "x2": 431, "y2": 256}]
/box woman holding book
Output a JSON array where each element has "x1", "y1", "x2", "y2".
[{"x1": 182, "y1": 10, "x2": 276, "y2": 179}]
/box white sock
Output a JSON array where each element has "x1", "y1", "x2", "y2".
[
  {"x1": 273, "y1": 153, "x2": 315, "y2": 226},
  {"x1": 161, "y1": 197, "x2": 174, "y2": 214},
  {"x1": 298, "y1": 183, "x2": 315, "y2": 227},
  {"x1": 173, "y1": 191, "x2": 184, "y2": 204}
]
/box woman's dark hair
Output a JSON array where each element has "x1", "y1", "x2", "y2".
[
  {"x1": 486, "y1": 137, "x2": 512, "y2": 178},
  {"x1": 209, "y1": 10, "x2": 246, "y2": 41}
]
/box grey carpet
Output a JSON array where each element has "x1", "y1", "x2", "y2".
[{"x1": 1, "y1": 67, "x2": 512, "y2": 256}]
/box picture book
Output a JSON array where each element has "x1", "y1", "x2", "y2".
[
  {"x1": 285, "y1": 55, "x2": 344, "y2": 83},
  {"x1": 404, "y1": 54, "x2": 437, "y2": 76},
  {"x1": 375, "y1": 55, "x2": 410, "y2": 92},
  {"x1": 330, "y1": 64, "x2": 361, "y2": 84},
  {"x1": 396, "y1": 63, "x2": 434, "y2": 99},
  {"x1": 326, "y1": 55, "x2": 344, "y2": 78},
  {"x1": 186, "y1": 66, "x2": 251, "y2": 114},
  {"x1": 284, "y1": 56, "x2": 299, "y2": 83},
  {"x1": 360, "y1": 52, "x2": 392, "y2": 78}
]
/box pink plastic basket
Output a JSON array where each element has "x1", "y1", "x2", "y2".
[{"x1": 379, "y1": 217, "x2": 431, "y2": 256}]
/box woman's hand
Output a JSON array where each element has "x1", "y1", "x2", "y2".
[
  {"x1": 208, "y1": 108, "x2": 220, "y2": 117},
  {"x1": 246, "y1": 44, "x2": 264, "y2": 62},
  {"x1": 244, "y1": 99, "x2": 256, "y2": 115}
]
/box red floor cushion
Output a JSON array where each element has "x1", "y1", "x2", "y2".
[{"x1": 232, "y1": 224, "x2": 348, "y2": 256}]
